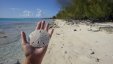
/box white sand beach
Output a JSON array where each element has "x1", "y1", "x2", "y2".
[
  {"x1": 42, "y1": 20, "x2": 113, "y2": 64},
  {"x1": 0, "y1": 19, "x2": 113, "y2": 64}
]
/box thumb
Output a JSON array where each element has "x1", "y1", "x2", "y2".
[{"x1": 21, "y1": 31, "x2": 27, "y2": 45}]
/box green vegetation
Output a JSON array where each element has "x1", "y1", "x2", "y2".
[{"x1": 55, "y1": 0, "x2": 113, "y2": 21}]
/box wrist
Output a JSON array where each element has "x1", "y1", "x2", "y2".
[{"x1": 23, "y1": 55, "x2": 42, "y2": 64}]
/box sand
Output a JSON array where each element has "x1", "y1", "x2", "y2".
[
  {"x1": 42, "y1": 20, "x2": 113, "y2": 64},
  {"x1": 0, "y1": 19, "x2": 113, "y2": 64}
]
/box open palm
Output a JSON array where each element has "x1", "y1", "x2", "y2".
[{"x1": 21, "y1": 21, "x2": 54, "y2": 64}]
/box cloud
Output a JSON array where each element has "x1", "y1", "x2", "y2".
[
  {"x1": 10, "y1": 8, "x2": 19, "y2": 11},
  {"x1": 22, "y1": 10, "x2": 33, "y2": 17},
  {"x1": 21, "y1": 9, "x2": 43, "y2": 18},
  {"x1": 8, "y1": 8, "x2": 44, "y2": 18},
  {"x1": 35, "y1": 9, "x2": 43, "y2": 18}
]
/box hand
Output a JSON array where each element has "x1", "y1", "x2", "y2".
[{"x1": 21, "y1": 21, "x2": 54, "y2": 64}]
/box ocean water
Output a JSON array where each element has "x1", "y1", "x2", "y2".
[
  {"x1": 0, "y1": 18, "x2": 53, "y2": 32},
  {"x1": 0, "y1": 18, "x2": 53, "y2": 64},
  {"x1": 0, "y1": 18, "x2": 52, "y2": 24}
]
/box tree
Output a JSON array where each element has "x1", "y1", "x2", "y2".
[{"x1": 56, "y1": 0, "x2": 113, "y2": 21}]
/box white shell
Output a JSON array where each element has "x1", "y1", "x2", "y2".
[{"x1": 29, "y1": 30, "x2": 50, "y2": 48}]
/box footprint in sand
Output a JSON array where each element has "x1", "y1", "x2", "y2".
[
  {"x1": 90, "y1": 51, "x2": 95, "y2": 55},
  {"x1": 65, "y1": 51, "x2": 67, "y2": 54},
  {"x1": 61, "y1": 46, "x2": 63, "y2": 48},
  {"x1": 96, "y1": 58, "x2": 100, "y2": 62}
]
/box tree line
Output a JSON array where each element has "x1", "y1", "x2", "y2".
[{"x1": 54, "y1": 0, "x2": 113, "y2": 22}]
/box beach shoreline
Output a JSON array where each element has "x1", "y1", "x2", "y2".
[
  {"x1": 0, "y1": 19, "x2": 113, "y2": 64},
  {"x1": 43, "y1": 19, "x2": 113, "y2": 64}
]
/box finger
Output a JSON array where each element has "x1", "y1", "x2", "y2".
[
  {"x1": 41, "y1": 21, "x2": 45, "y2": 29},
  {"x1": 45, "y1": 23, "x2": 49, "y2": 32},
  {"x1": 36, "y1": 21, "x2": 41, "y2": 30},
  {"x1": 21, "y1": 31, "x2": 27, "y2": 45},
  {"x1": 49, "y1": 29, "x2": 54, "y2": 38}
]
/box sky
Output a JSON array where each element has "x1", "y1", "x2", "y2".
[{"x1": 0, "y1": 0, "x2": 60, "y2": 18}]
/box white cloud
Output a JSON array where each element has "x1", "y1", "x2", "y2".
[
  {"x1": 35, "y1": 9, "x2": 43, "y2": 18},
  {"x1": 10, "y1": 8, "x2": 19, "y2": 11},
  {"x1": 22, "y1": 10, "x2": 33, "y2": 17},
  {"x1": 8, "y1": 8, "x2": 44, "y2": 18}
]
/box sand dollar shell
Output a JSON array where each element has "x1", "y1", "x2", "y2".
[{"x1": 29, "y1": 30, "x2": 50, "y2": 48}]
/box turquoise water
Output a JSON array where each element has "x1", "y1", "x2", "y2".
[
  {"x1": 0, "y1": 18, "x2": 52, "y2": 25},
  {"x1": 0, "y1": 18, "x2": 53, "y2": 33},
  {"x1": 0, "y1": 18, "x2": 40, "y2": 21}
]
